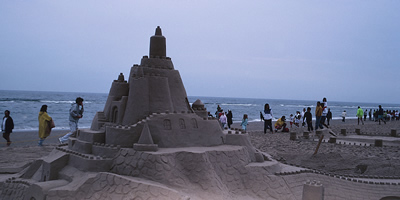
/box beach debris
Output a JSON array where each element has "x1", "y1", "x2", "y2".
[
  {"x1": 328, "y1": 129, "x2": 337, "y2": 137},
  {"x1": 313, "y1": 134, "x2": 324, "y2": 155}
]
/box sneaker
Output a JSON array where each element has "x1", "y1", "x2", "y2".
[
  {"x1": 6, "y1": 141, "x2": 11, "y2": 146},
  {"x1": 59, "y1": 138, "x2": 63, "y2": 144}
]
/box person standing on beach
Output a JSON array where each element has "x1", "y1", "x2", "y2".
[
  {"x1": 326, "y1": 108, "x2": 332, "y2": 126},
  {"x1": 320, "y1": 103, "x2": 328, "y2": 128},
  {"x1": 377, "y1": 105, "x2": 386, "y2": 125},
  {"x1": 315, "y1": 101, "x2": 323, "y2": 130},
  {"x1": 38, "y1": 105, "x2": 53, "y2": 146},
  {"x1": 320, "y1": 98, "x2": 329, "y2": 128},
  {"x1": 261, "y1": 103, "x2": 274, "y2": 134},
  {"x1": 304, "y1": 107, "x2": 313, "y2": 132},
  {"x1": 289, "y1": 114, "x2": 294, "y2": 128},
  {"x1": 219, "y1": 112, "x2": 227, "y2": 129},
  {"x1": 215, "y1": 105, "x2": 222, "y2": 119},
  {"x1": 241, "y1": 114, "x2": 248, "y2": 131},
  {"x1": 1, "y1": 110, "x2": 14, "y2": 146},
  {"x1": 364, "y1": 109, "x2": 367, "y2": 121},
  {"x1": 301, "y1": 108, "x2": 306, "y2": 127},
  {"x1": 342, "y1": 110, "x2": 346, "y2": 122},
  {"x1": 356, "y1": 106, "x2": 364, "y2": 125},
  {"x1": 369, "y1": 109, "x2": 372, "y2": 121},
  {"x1": 294, "y1": 111, "x2": 301, "y2": 127},
  {"x1": 59, "y1": 97, "x2": 84, "y2": 144},
  {"x1": 226, "y1": 110, "x2": 233, "y2": 129}
]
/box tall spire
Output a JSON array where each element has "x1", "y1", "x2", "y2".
[
  {"x1": 155, "y1": 26, "x2": 162, "y2": 35},
  {"x1": 149, "y1": 26, "x2": 166, "y2": 57}
]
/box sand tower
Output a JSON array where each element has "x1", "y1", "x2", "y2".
[{"x1": 87, "y1": 26, "x2": 230, "y2": 149}]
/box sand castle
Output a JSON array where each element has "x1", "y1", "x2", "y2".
[{"x1": 1, "y1": 27, "x2": 400, "y2": 200}]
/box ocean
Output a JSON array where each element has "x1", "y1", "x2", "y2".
[{"x1": 1, "y1": 90, "x2": 399, "y2": 131}]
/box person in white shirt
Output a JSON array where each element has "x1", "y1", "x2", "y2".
[
  {"x1": 219, "y1": 112, "x2": 227, "y2": 129},
  {"x1": 261, "y1": 103, "x2": 274, "y2": 134},
  {"x1": 301, "y1": 108, "x2": 306, "y2": 127},
  {"x1": 342, "y1": 110, "x2": 347, "y2": 122}
]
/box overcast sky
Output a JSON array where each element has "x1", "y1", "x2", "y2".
[{"x1": 1, "y1": 1, "x2": 399, "y2": 104}]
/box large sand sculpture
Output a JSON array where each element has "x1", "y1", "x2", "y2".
[{"x1": 1, "y1": 27, "x2": 400, "y2": 200}]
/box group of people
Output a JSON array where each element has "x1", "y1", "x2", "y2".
[
  {"x1": 215, "y1": 105, "x2": 249, "y2": 131},
  {"x1": 260, "y1": 98, "x2": 333, "y2": 133},
  {"x1": 260, "y1": 103, "x2": 290, "y2": 133},
  {"x1": 371, "y1": 109, "x2": 399, "y2": 122},
  {"x1": 4, "y1": 96, "x2": 399, "y2": 146},
  {"x1": 349, "y1": 105, "x2": 391, "y2": 126},
  {"x1": 1, "y1": 97, "x2": 84, "y2": 147},
  {"x1": 215, "y1": 105, "x2": 235, "y2": 130}
]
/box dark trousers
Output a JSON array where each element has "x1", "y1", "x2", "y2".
[
  {"x1": 321, "y1": 116, "x2": 327, "y2": 126},
  {"x1": 315, "y1": 116, "x2": 323, "y2": 130},
  {"x1": 264, "y1": 119, "x2": 273, "y2": 133},
  {"x1": 3, "y1": 132, "x2": 11, "y2": 142},
  {"x1": 307, "y1": 121, "x2": 313, "y2": 132}
]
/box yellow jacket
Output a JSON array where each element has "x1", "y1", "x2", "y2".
[
  {"x1": 275, "y1": 118, "x2": 285, "y2": 127},
  {"x1": 315, "y1": 105, "x2": 322, "y2": 117},
  {"x1": 38, "y1": 111, "x2": 52, "y2": 139}
]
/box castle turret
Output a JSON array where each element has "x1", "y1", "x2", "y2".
[
  {"x1": 120, "y1": 26, "x2": 191, "y2": 125},
  {"x1": 149, "y1": 26, "x2": 166, "y2": 58}
]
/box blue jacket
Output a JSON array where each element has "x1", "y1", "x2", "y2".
[{"x1": 69, "y1": 103, "x2": 84, "y2": 122}]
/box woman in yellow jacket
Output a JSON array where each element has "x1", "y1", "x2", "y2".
[
  {"x1": 38, "y1": 105, "x2": 52, "y2": 146},
  {"x1": 274, "y1": 116, "x2": 287, "y2": 132}
]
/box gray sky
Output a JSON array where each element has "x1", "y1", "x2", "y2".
[{"x1": 1, "y1": 1, "x2": 399, "y2": 104}]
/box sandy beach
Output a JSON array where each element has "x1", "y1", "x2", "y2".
[
  {"x1": 1, "y1": 119, "x2": 400, "y2": 178},
  {"x1": 232, "y1": 118, "x2": 400, "y2": 177}
]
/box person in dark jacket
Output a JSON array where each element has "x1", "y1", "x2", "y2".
[
  {"x1": 377, "y1": 105, "x2": 386, "y2": 125},
  {"x1": 1, "y1": 110, "x2": 14, "y2": 146},
  {"x1": 304, "y1": 107, "x2": 313, "y2": 132},
  {"x1": 326, "y1": 108, "x2": 332, "y2": 126},
  {"x1": 226, "y1": 110, "x2": 233, "y2": 129}
]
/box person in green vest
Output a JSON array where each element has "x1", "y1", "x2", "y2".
[{"x1": 356, "y1": 106, "x2": 364, "y2": 125}]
